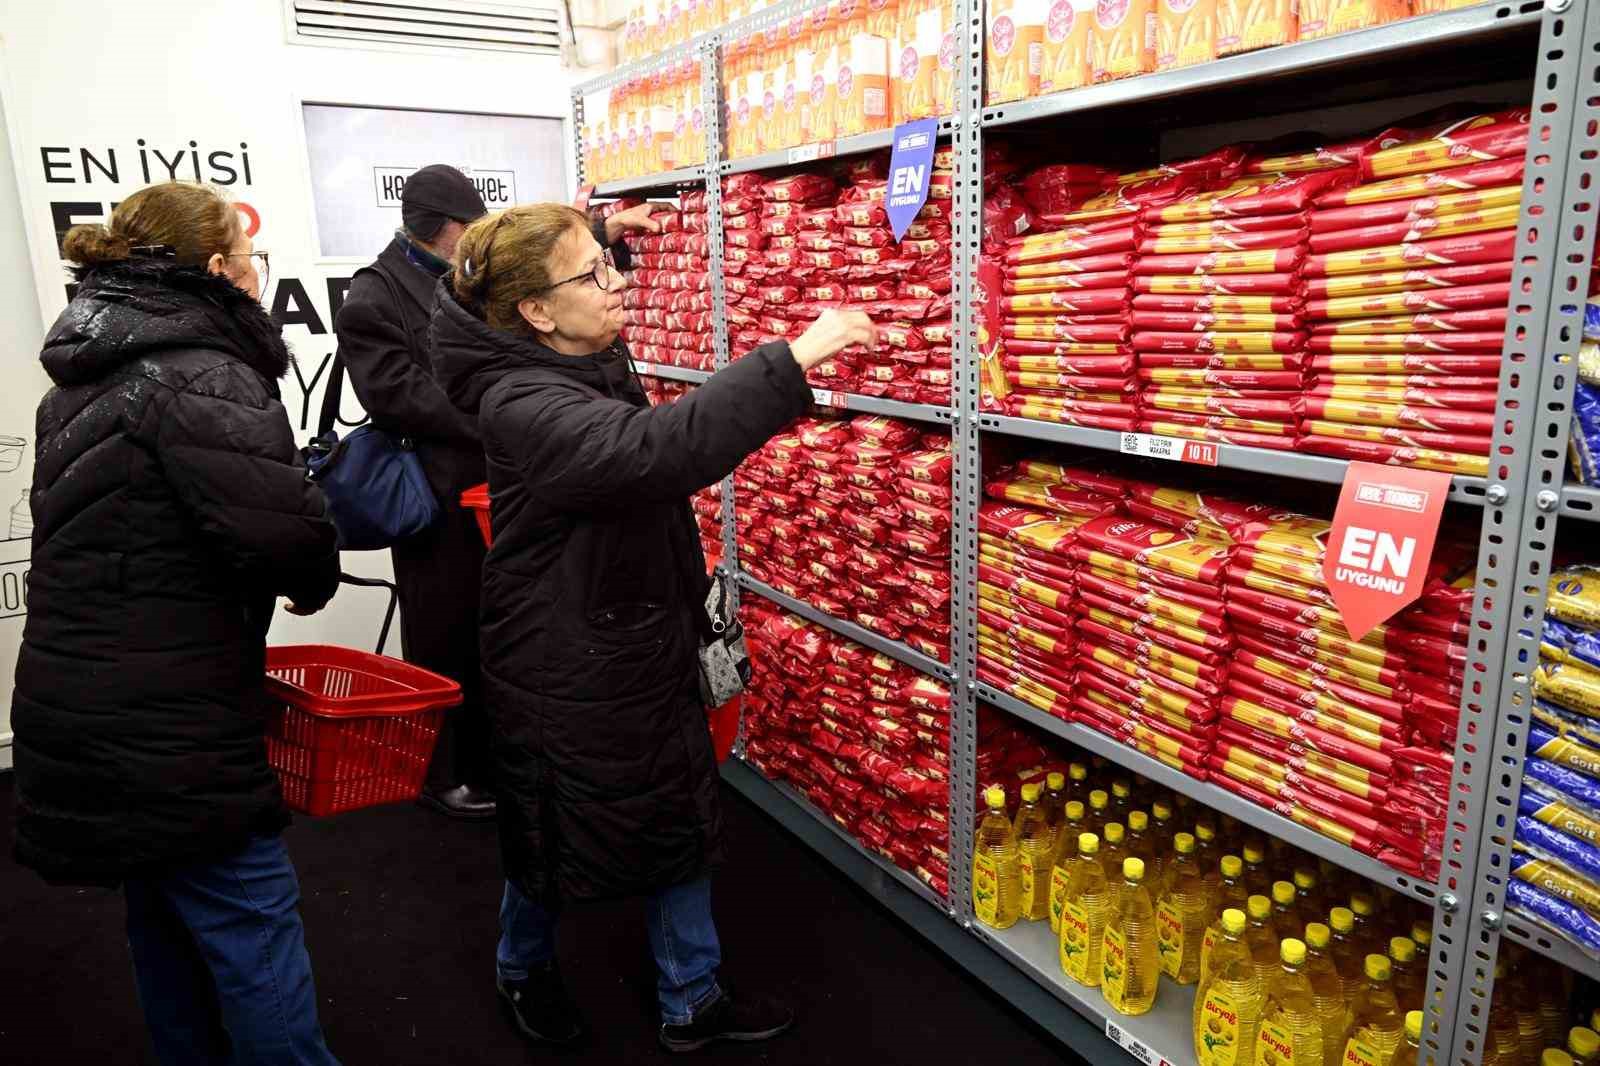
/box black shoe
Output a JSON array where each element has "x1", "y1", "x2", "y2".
[
  {"x1": 417, "y1": 783, "x2": 497, "y2": 821},
  {"x1": 659, "y1": 989, "x2": 794, "y2": 1053},
  {"x1": 497, "y1": 963, "x2": 585, "y2": 1046}
]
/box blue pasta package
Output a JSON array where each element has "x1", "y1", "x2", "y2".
[{"x1": 1508, "y1": 877, "x2": 1600, "y2": 956}]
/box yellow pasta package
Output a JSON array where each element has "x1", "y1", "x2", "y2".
[
  {"x1": 837, "y1": 32, "x2": 891, "y2": 136},
  {"x1": 1156, "y1": 0, "x2": 1216, "y2": 70},
  {"x1": 931, "y1": 0, "x2": 958, "y2": 116},
  {"x1": 987, "y1": 0, "x2": 1049, "y2": 105},
  {"x1": 1217, "y1": 0, "x2": 1296, "y2": 55},
  {"x1": 1041, "y1": 0, "x2": 1094, "y2": 92},
  {"x1": 896, "y1": 3, "x2": 942, "y2": 121},
  {"x1": 1092, "y1": 0, "x2": 1157, "y2": 82},
  {"x1": 1300, "y1": 0, "x2": 1408, "y2": 38},
  {"x1": 812, "y1": 21, "x2": 841, "y2": 142},
  {"x1": 787, "y1": 44, "x2": 812, "y2": 147}
]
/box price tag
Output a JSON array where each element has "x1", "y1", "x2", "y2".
[
  {"x1": 811, "y1": 388, "x2": 836, "y2": 407},
  {"x1": 788, "y1": 143, "x2": 823, "y2": 164},
  {"x1": 1119, "y1": 432, "x2": 1219, "y2": 466},
  {"x1": 1104, "y1": 1020, "x2": 1174, "y2": 1066}
]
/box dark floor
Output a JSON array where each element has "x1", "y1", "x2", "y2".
[{"x1": 0, "y1": 774, "x2": 1078, "y2": 1065}]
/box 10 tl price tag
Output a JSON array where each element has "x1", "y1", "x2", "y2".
[
  {"x1": 1119, "y1": 432, "x2": 1219, "y2": 466},
  {"x1": 1325, "y1": 461, "x2": 1452, "y2": 640}
]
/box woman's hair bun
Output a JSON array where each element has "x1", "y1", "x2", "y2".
[{"x1": 62, "y1": 223, "x2": 132, "y2": 267}]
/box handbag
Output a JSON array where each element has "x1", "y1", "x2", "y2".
[
  {"x1": 303, "y1": 267, "x2": 441, "y2": 550},
  {"x1": 697, "y1": 567, "x2": 751, "y2": 707}
]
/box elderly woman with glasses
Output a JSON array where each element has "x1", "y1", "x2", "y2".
[{"x1": 429, "y1": 203, "x2": 873, "y2": 1055}]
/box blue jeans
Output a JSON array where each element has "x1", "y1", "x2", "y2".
[
  {"x1": 123, "y1": 834, "x2": 340, "y2": 1066},
  {"x1": 497, "y1": 877, "x2": 723, "y2": 1025}
]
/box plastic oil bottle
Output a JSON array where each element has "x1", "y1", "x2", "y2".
[
  {"x1": 1522, "y1": 950, "x2": 1570, "y2": 1049},
  {"x1": 1255, "y1": 938, "x2": 1326, "y2": 1066},
  {"x1": 1293, "y1": 866, "x2": 1327, "y2": 922},
  {"x1": 973, "y1": 786, "x2": 1022, "y2": 930},
  {"x1": 1110, "y1": 779, "x2": 1134, "y2": 823},
  {"x1": 1194, "y1": 908, "x2": 1263, "y2": 1066},
  {"x1": 1269, "y1": 881, "x2": 1302, "y2": 944},
  {"x1": 1343, "y1": 954, "x2": 1406, "y2": 1066},
  {"x1": 1241, "y1": 840, "x2": 1272, "y2": 898},
  {"x1": 1402, "y1": 1011, "x2": 1423, "y2": 1065},
  {"x1": 1014, "y1": 783, "x2": 1055, "y2": 922},
  {"x1": 1201, "y1": 854, "x2": 1250, "y2": 987},
  {"x1": 1151, "y1": 799, "x2": 1177, "y2": 857},
  {"x1": 1126, "y1": 810, "x2": 1159, "y2": 889},
  {"x1": 1157, "y1": 831, "x2": 1209, "y2": 986},
  {"x1": 1387, "y1": 936, "x2": 1424, "y2": 1013},
  {"x1": 1042, "y1": 771, "x2": 1070, "y2": 840},
  {"x1": 1101, "y1": 822, "x2": 1130, "y2": 906},
  {"x1": 1087, "y1": 789, "x2": 1111, "y2": 835},
  {"x1": 1328, "y1": 906, "x2": 1368, "y2": 1004},
  {"x1": 1571, "y1": 1027, "x2": 1600, "y2": 1066},
  {"x1": 1059, "y1": 832, "x2": 1110, "y2": 988},
  {"x1": 1303, "y1": 922, "x2": 1351, "y2": 1066},
  {"x1": 1484, "y1": 958, "x2": 1524, "y2": 1066},
  {"x1": 1102, "y1": 857, "x2": 1158, "y2": 1017},
  {"x1": 1506, "y1": 948, "x2": 1551, "y2": 1066},
  {"x1": 1195, "y1": 823, "x2": 1223, "y2": 905},
  {"x1": 1244, "y1": 894, "x2": 1280, "y2": 990},
  {"x1": 1067, "y1": 761, "x2": 1090, "y2": 804},
  {"x1": 1047, "y1": 801, "x2": 1086, "y2": 934},
  {"x1": 1348, "y1": 892, "x2": 1381, "y2": 956}
]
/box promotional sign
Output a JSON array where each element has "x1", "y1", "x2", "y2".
[
  {"x1": 1324, "y1": 461, "x2": 1453, "y2": 640},
  {"x1": 885, "y1": 117, "x2": 938, "y2": 242}
]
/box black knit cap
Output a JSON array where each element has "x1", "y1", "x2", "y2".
[{"x1": 401, "y1": 164, "x2": 488, "y2": 239}]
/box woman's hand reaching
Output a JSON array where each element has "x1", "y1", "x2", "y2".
[
  {"x1": 604, "y1": 203, "x2": 665, "y2": 242},
  {"x1": 789, "y1": 310, "x2": 878, "y2": 371}
]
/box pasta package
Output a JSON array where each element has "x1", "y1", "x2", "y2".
[
  {"x1": 1091, "y1": 0, "x2": 1158, "y2": 81},
  {"x1": 987, "y1": 0, "x2": 1049, "y2": 104},
  {"x1": 895, "y1": 6, "x2": 942, "y2": 120},
  {"x1": 1155, "y1": 0, "x2": 1217, "y2": 69},
  {"x1": 1549, "y1": 567, "x2": 1600, "y2": 629},
  {"x1": 1299, "y1": 0, "x2": 1409, "y2": 39},
  {"x1": 1217, "y1": 0, "x2": 1296, "y2": 55},
  {"x1": 1041, "y1": 0, "x2": 1096, "y2": 91}
]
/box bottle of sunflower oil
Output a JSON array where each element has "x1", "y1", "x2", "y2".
[
  {"x1": 1110, "y1": 778, "x2": 1134, "y2": 823},
  {"x1": 1087, "y1": 788, "x2": 1111, "y2": 835},
  {"x1": 1387, "y1": 936, "x2": 1424, "y2": 1013},
  {"x1": 1100, "y1": 822, "x2": 1130, "y2": 904},
  {"x1": 1401, "y1": 1011, "x2": 1423, "y2": 1065},
  {"x1": 1292, "y1": 866, "x2": 1327, "y2": 922},
  {"x1": 1157, "y1": 831, "x2": 1209, "y2": 985},
  {"x1": 1046, "y1": 801, "x2": 1086, "y2": 935},
  {"x1": 1269, "y1": 881, "x2": 1303, "y2": 944},
  {"x1": 1102, "y1": 857, "x2": 1158, "y2": 1017},
  {"x1": 1201, "y1": 855, "x2": 1250, "y2": 986},
  {"x1": 1241, "y1": 840, "x2": 1271, "y2": 898},
  {"x1": 1571, "y1": 1027, "x2": 1600, "y2": 1066},
  {"x1": 1067, "y1": 761, "x2": 1090, "y2": 804},
  {"x1": 1244, "y1": 895, "x2": 1280, "y2": 989},
  {"x1": 1151, "y1": 798, "x2": 1177, "y2": 857},
  {"x1": 1194, "y1": 908, "x2": 1263, "y2": 1066},
  {"x1": 1042, "y1": 771, "x2": 1070, "y2": 840},
  {"x1": 1328, "y1": 907, "x2": 1367, "y2": 1004},
  {"x1": 1342, "y1": 954, "x2": 1405, "y2": 1066},
  {"x1": 1348, "y1": 892, "x2": 1382, "y2": 957},
  {"x1": 1059, "y1": 832, "x2": 1110, "y2": 988},
  {"x1": 1194, "y1": 822, "x2": 1223, "y2": 905},
  {"x1": 1254, "y1": 939, "x2": 1325, "y2": 1066},
  {"x1": 1127, "y1": 810, "x2": 1160, "y2": 889},
  {"x1": 1303, "y1": 923, "x2": 1350, "y2": 1066},
  {"x1": 973, "y1": 786, "x2": 1021, "y2": 930},
  {"x1": 1013, "y1": 782, "x2": 1055, "y2": 922}
]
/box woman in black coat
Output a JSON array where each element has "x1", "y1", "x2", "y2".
[
  {"x1": 12, "y1": 181, "x2": 343, "y2": 1064},
  {"x1": 429, "y1": 202, "x2": 873, "y2": 1053}
]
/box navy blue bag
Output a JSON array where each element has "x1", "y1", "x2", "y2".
[{"x1": 303, "y1": 268, "x2": 440, "y2": 550}]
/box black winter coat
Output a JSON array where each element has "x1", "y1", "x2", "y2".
[
  {"x1": 11, "y1": 260, "x2": 341, "y2": 886},
  {"x1": 430, "y1": 283, "x2": 810, "y2": 903}
]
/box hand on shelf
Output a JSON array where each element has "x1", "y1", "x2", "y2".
[
  {"x1": 605, "y1": 202, "x2": 666, "y2": 242},
  {"x1": 789, "y1": 310, "x2": 877, "y2": 371}
]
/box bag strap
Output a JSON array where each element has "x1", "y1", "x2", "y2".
[{"x1": 320, "y1": 264, "x2": 412, "y2": 438}]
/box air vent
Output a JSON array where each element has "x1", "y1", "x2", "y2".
[{"x1": 288, "y1": 0, "x2": 565, "y2": 56}]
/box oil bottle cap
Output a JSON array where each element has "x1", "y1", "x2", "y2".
[
  {"x1": 1221, "y1": 855, "x2": 1243, "y2": 877},
  {"x1": 1390, "y1": 937, "x2": 1416, "y2": 963},
  {"x1": 1293, "y1": 867, "x2": 1317, "y2": 891},
  {"x1": 1021, "y1": 782, "x2": 1040, "y2": 803},
  {"x1": 1330, "y1": 907, "x2": 1355, "y2": 933},
  {"x1": 1047, "y1": 771, "x2": 1065, "y2": 790},
  {"x1": 1247, "y1": 895, "x2": 1271, "y2": 920},
  {"x1": 1090, "y1": 789, "x2": 1109, "y2": 810},
  {"x1": 1152, "y1": 800, "x2": 1173, "y2": 820},
  {"x1": 1305, "y1": 923, "x2": 1330, "y2": 949},
  {"x1": 1105, "y1": 822, "x2": 1125, "y2": 844},
  {"x1": 1365, "y1": 954, "x2": 1392, "y2": 981},
  {"x1": 1112, "y1": 780, "x2": 1131, "y2": 799},
  {"x1": 1066, "y1": 801, "x2": 1085, "y2": 819},
  {"x1": 1196, "y1": 823, "x2": 1216, "y2": 843},
  {"x1": 1272, "y1": 881, "x2": 1296, "y2": 905},
  {"x1": 1221, "y1": 908, "x2": 1246, "y2": 935},
  {"x1": 984, "y1": 787, "x2": 1006, "y2": 810},
  {"x1": 1351, "y1": 892, "x2": 1376, "y2": 917},
  {"x1": 1123, "y1": 857, "x2": 1145, "y2": 881},
  {"x1": 1129, "y1": 810, "x2": 1149, "y2": 831},
  {"x1": 1407, "y1": 1011, "x2": 1423, "y2": 1042},
  {"x1": 1281, "y1": 938, "x2": 1307, "y2": 966},
  {"x1": 1545, "y1": 1052, "x2": 1576, "y2": 1066},
  {"x1": 1174, "y1": 832, "x2": 1196, "y2": 855},
  {"x1": 1570, "y1": 1028, "x2": 1600, "y2": 1058},
  {"x1": 1079, "y1": 832, "x2": 1100, "y2": 855},
  {"x1": 1243, "y1": 842, "x2": 1266, "y2": 863},
  {"x1": 1069, "y1": 762, "x2": 1088, "y2": 782},
  {"x1": 1412, "y1": 920, "x2": 1433, "y2": 947}
]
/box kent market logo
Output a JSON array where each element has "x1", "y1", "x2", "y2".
[{"x1": 373, "y1": 166, "x2": 516, "y2": 210}]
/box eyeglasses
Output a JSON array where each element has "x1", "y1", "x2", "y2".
[
  {"x1": 543, "y1": 247, "x2": 616, "y2": 292},
  {"x1": 223, "y1": 251, "x2": 270, "y2": 292}
]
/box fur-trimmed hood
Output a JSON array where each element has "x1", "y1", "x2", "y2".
[{"x1": 40, "y1": 258, "x2": 291, "y2": 388}]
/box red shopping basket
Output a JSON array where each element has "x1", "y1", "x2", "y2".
[
  {"x1": 463, "y1": 484, "x2": 492, "y2": 547},
  {"x1": 264, "y1": 645, "x2": 463, "y2": 816}
]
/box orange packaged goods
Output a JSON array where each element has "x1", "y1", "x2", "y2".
[
  {"x1": 1215, "y1": 0, "x2": 1295, "y2": 55},
  {"x1": 1155, "y1": 0, "x2": 1217, "y2": 70},
  {"x1": 1041, "y1": 0, "x2": 1096, "y2": 92},
  {"x1": 1298, "y1": 0, "x2": 1410, "y2": 39},
  {"x1": 987, "y1": 0, "x2": 1049, "y2": 105},
  {"x1": 1091, "y1": 0, "x2": 1157, "y2": 81},
  {"x1": 896, "y1": 0, "x2": 941, "y2": 121},
  {"x1": 838, "y1": 30, "x2": 892, "y2": 136}
]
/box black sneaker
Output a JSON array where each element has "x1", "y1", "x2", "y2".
[
  {"x1": 659, "y1": 988, "x2": 794, "y2": 1053},
  {"x1": 497, "y1": 962, "x2": 585, "y2": 1046}
]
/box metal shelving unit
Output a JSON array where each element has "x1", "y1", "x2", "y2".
[
  {"x1": 631, "y1": 360, "x2": 712, "y2": 384},
  {"x1": 573, "y1": 1, "x2": 1600, "y2": 1061}
]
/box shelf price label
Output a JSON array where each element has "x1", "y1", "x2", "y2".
[
  {"x1": 811, "y1": 388, "x2": 837, "y2": 407},
  {"x1": 787, "y1": 141, "x2": 836, "y2": 165},
  {"x1": 1118, "y1": 432, "x2": 1219, "y2": 466},
  {"x1": 1325, "y1": 461, "x2": 1451, "y2": 640},
  {"x1": 1105, "y1": 1020, "x2": 1174, "y2": 1066}
]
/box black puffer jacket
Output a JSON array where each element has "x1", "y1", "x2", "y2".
[
  {"x1": 12, "y1": 260, "x2": 341, "y2": 885},
  {"x1": 430, "y1": 282, "x2": 810, "y2": 904}
]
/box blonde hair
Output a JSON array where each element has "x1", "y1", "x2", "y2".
[
  {"x1": 452, "y1": 204, "x2": 591, "y2": 333},
  {"x1": 62, "y1": 181, "x2": 241, "y2": 269}
]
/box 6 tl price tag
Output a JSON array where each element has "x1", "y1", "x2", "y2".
[
  {"x1": 1119, "y1": 432, "x2": 1219, "y2": 466},
  {"x1": 1325, "y1": 461, "x2": 1452, "y2": 641}
]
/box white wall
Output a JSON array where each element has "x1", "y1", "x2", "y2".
[{"x1": 0, "y1": 0, "x2": 580, "y2": 764}]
